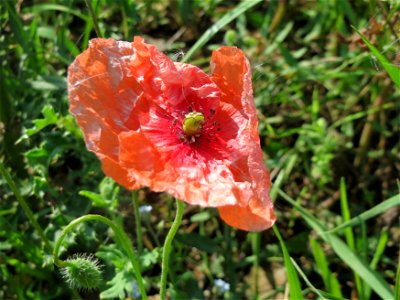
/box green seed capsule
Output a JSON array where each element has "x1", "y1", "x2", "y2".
[{"x1": 182, "y1": 111, "x2": 205, "y2": 137}]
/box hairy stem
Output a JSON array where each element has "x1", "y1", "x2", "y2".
[
  {"x1": 160, "y1": 199, "x2": 185, "y2": 300},
  {"x1": 53, "y1": 214, "x2": 147, "y2": 300}
]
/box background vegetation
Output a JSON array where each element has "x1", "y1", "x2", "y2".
[{"x1": 1, "y1": 0, "x2": 399, "y2": 299}]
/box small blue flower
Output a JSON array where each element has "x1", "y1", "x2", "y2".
[
  {"x1": 139, "y1": 205, "x2": 152, "y2": 214},
  {"x1": 214, "y1": 278, "x2": 230, "y2": 293},
  {"x1": 131, "y1": 280, "x2": 141, "y2": 299}
]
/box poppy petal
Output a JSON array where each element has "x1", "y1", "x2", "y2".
[
  {"x1": 211, "y1": 46, "x2": 276, "y2": 231},
  {"x1": 68, "y1": 38, "x2": 142, "y2": 133}
]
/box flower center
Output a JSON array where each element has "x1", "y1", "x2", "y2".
[{"x1": 182, "y1": 111, "x2": 205, "y2": 137}]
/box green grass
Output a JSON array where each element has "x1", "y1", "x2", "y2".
[{"x1": 1, "y1": 0, "x2": 399, "y2": 299}]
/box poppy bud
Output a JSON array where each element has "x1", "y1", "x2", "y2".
[{"x1": 60, "y1": 253, "x2": 102, "y2": 290}]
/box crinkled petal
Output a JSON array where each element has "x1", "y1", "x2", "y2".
[
  {"x1": 69, "y1": 91, "x2": 138, "y2": 189},
  {"x1": 101, "y1": 156, "x2": 139, "y2": 190},
  {"x1": 69, "y1": 38, "x2": 142, "y2": 133},
  {"x1": 173, "y1": 62, "x2": 220, "y2": 117},
  {"x1": 211, "y1": 46, "x2": 276, "y2": 231},
  {"x1": 130, "y1": 37, "x2": 184, "y2": 106},
  {"x1": 218, "y1": 201, "x2": 276, "y2": 232}
]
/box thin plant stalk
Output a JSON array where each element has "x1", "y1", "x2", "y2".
[
  {"x1": 0, "y1": 161, "x2": 53, "y2": 253},
  {"x1": 84, "y1": 0, "x2": 103, "y2": 38},
  {"x1": 132, "y1": 191, "x2": 143, "y2": 254},
  {"x1": 53, "y1": 214, "x2": 147, "y2": 300},
  {"x1": 160, "y1": 199, "x2": 184, "y2": 300},
  {"x1": 251, "y1": 232, "x2": 261, "y2": 298},
  {"x1": 144, "y1": 217, "x2": 161, "y2": 246}
]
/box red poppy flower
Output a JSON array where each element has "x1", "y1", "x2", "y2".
[{"x1": 68, "y1": 37, "x2": 276, "y2": 231}]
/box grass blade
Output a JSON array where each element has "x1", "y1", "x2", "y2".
[
  {"x1": 277, "y1": 189, "x2": 394, "y2": 300},
  {"x1": 273, "y1": 225, "x2": 304, "y2": 300},
  {"x1": 352, "y1": 26, "x2": 400, "y2": 88},
  {"x1": 309, "y1": 236, "x2": 343, "y2": 298},
  {"x1": 365, "y1": 229, "x2": 389, "y2": 299},
  {"x1": 395, "y1": 253, "x2": 400, "y2": 300},
  {"x1": 339, "y1": 178, "x2": 364, "y2": 299},
  {"x1": 182, "y1": 0, "x2": 263, "y2": 62},
  {"x1": 84, "y1": 0, "x2": 103, "y2": 38},
  {"x1": 24, "y1": 4, "x2": 89, "y2": 22},
  {"x1": 327, "y1": 193, "x2": 400, "y2": 234},
  {"x1": 290, "y1": 257, "x2": 328, "y2": 300}
]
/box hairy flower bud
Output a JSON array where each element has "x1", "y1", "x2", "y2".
[{"x1": 60, "y1": 253, "x2": 102, "y2": 290}]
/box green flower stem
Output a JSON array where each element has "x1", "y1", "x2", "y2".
[
  {"x1": 132, "y1": 191, "x2": 143, "y2": 254},
  {"x1": 0, "y1": 161, "x2": 53, "y2": 253},
  {"x1": 53, "y1": 214, "x2": 147, "y2": 300},
  {"x1": 160, "y1": 199, "x2": 185, "y2": 300}
]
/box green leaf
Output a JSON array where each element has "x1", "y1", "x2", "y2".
[
  {"x1": 182, "y1": 0, "x2": 263, "y2": 62},
  {"x1": 273, "y1": 225, "x2": 304, "y2": 300},
  {"x1": 100, "y1": 271, "x2": 132, "y2": 299},
  {"x1": 190, "y1": 211, "x2": 211, "y2": 222},
  {"x1": 139, "y1": 248, "x2": 161, "y2": 270},
  {"x1": 29, "y1": 75, "x2": 67, "y2": 91},
  {"x1": 97, "y1": 244, "x2": 141, "y2": 299},
  {"x1": 25, "y1": 105, "x2": 58, "y2": 137},
  {"x1": 79, "y1": 191, "x2": 108, "y2": 208},
  {"x1": 352, "y1": 26, "x2": 400, "y2": 88}
]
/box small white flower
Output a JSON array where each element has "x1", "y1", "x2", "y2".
[
  {"x1": 214, "y1": 278, "x2": 230, "y2": 293},
  {"x1": 139, "y1": 205, "x2": 152, "y2": 214}
]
